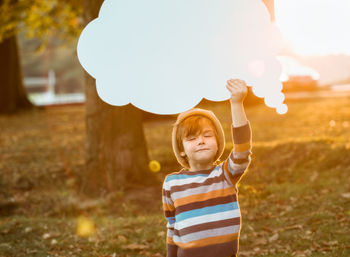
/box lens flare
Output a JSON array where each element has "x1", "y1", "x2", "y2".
[
  {"x1": 76, "y1": 215, "x2": 96, "y2": 237},
  {"x1": 149, "y1": 160, "x2": 161, "y2": 172}
]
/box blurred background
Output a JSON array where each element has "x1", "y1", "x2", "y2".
[
  {"x1": 0, "y1": 0, "x2": 349, "y2": 256},
  {"x1": 13, "y1": 1, "x2": 350, "y2": 106}
]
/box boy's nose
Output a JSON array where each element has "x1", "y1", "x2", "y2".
[{"x1": 198, "y1": 135, "x2": 205, "y2": 143}]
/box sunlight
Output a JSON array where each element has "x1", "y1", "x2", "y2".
[{"x1": 275, "y1": 0, "x2": 350, "y2": 56}]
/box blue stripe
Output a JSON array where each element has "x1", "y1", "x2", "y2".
[
  {"x1": 176, "y1": 202, "x2": 238, "y2": 222},
  {"x1": 166, "y1": 217, "x2": 175, "y2": 224},
  {"x1": 165, "y1": 174, "x2": 207, "y2": 182}
]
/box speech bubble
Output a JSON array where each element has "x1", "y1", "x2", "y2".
[{"x1": 77, "y1": 0, "x2": 287, "y2": 115}]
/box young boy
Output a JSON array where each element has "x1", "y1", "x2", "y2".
[{"x1": 162, "y1": 79, "x2": 252, "y2": 257}]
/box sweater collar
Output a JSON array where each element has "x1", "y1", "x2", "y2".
[{"x1": 179, "y1": 165, "x2": 217, "y2": 175}]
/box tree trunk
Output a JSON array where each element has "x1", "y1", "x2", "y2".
[
  {"x1": 0, "y1": 35, "x2": 34, "y2": 113},
  {"x1": 80, "y1": 0, "x2": 157, "y2": 198}
]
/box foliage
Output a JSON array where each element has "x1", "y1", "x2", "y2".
[{"x1": 0, "y1": 0, "x2": 83, "y2": 47}]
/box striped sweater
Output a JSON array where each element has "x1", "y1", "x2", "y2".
[{"x1": 162, "y1": 121, "x2": 252, "y2": 257}]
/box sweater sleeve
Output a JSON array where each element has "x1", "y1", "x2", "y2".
[
  {"x1": 222, "y1": 120, "x2": 252, "y2": 186},
  {"x1": 162, "y1": 177, "x2": 178, "y2": 257}
]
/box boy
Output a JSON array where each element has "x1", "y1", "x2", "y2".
[{"x1": 162, "y1": 78, "x2": 252, "y2": 257}]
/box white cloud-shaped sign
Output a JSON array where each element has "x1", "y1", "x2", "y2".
[{"x1": 77, "y1": 0, "x2": 287, "y2": 115}]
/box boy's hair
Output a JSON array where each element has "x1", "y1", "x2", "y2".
[
  {"x1": 175, "y1": 115, "x2": 219, "y2": 158},
  {"x1": 171, "y1": 108, "x2": 226, "y2": 169}
]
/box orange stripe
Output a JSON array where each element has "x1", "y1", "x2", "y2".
[
  {"x1": 174, "y1": 187, "x2": 235, "y2": 207},
  {"x1": 167, "y1": 236, "x2": 175, "y2": 244},
  {"x1": 234, "y1": 142, "x2": 251, "y2": 152},
  {"x1": 224, "y1": 158, "x2": 229, "y2": 174},
  {"x1": 175, "y1": 233, "x2": 239, "y2": 249},
  {"x1": 163, "y1": 203, "x2": 175, "y2": 211}
]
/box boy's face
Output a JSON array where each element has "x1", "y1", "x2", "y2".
[{"x1": 181, "y1": 123, "x2": 218, "y2": 168}]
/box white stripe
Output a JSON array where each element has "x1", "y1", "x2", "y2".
[
  {"x1": 174, "y1": 209, "x2": 241, "y2": 230},
  {"x1": 173, "y1": 225, "x2": 240, "y2": 243},
  {"x1": 167, "y1": 221, "x2": 175, "y2": 229},
  {"x1": 163, "y1": 180, "x2": 171, "y2": 191},
  {"x1": 222, "y1": 163, "x2": 233, "y2": 186},
  {"x1": 167, "y1": 228, "x2": 175, "y2": 237},
  {"x1": 167, "y1": 166, "x2": 221, "y2": 188},
  {"x1": 233, "y1": 150, "x2": 251, "y2": 159},
  {"x1": 228, "y1": 157, "x2": 250, "y2": 174},
  {"x1": 171, "y1": 181, "x2": 232, "y2": 201},
  {"x1": 163, "y1": 196, "x2": 173, "y2": 205}
]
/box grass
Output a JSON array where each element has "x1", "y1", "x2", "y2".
[{"x1": 0, "y1": 95, "x2": 350, "y2": 256}]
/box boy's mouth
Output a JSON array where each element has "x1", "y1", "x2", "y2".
[{"x1": 196, "y1": 148, "x2": 209, "y2": 152}]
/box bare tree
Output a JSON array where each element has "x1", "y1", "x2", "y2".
[{"x1": 0, "y1": 0, "x2": 33, "y2": 113}]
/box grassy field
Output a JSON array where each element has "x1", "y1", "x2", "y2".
[{"x1": 0, "y1": 95, "x2": 350, "y2": 257}]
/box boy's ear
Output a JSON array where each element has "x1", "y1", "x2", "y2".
[{"x1": 180, "y1": 152, "x2": 186, "y2": 157}]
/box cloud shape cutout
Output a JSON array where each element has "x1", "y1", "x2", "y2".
[{"x1": 77, "y1": 0, "x2": 287, "y2": 115}]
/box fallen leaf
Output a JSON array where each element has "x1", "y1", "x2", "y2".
[
  {"x1": 284, "y1": 224, "x2": 303, "y2": 231},
  {"x1": 151, "y1": 253, "x2": 163, "y2": 257},
  {"x1": 286, "y1": 206, "x2": 293, "y2": 212},
  {"x1": 247, "y1": 225, "x2": 255, "y2": 231},
  {"x1": 292, "y1": 250, "x2": 307, "y2": 257},
  {"x1": 310, "y1": 172, "x2": 318, "y2": 182},
  {"x1": 24, "y1": 227, "x2": 32, "y2": 233},
  {"x1": 255, "y1": 237, "x2": 267, "y2": 245},
  {"x1": 42, "y1": 233, "x2": 51, "y2": 239},
  {"x1": 341, "y1": 192, "x2": 350, "y2": 199},
  {"x1": 321, "y1": 240, "x2": 338, "y2": 246},
  {"x1": 122, "y1": 243, "x2": 149, "y2": 250},
  {"x1": 253, "y1": 247, "x2": 260, "y2": 252},
  {"x1": 261, "y1": 226, "x2": 273, "y2": 233},
  {"x1": 117, "y1": 235, "x2": 127, "y2": 243},
  {"x1": 268, "y1": 233, "x2": 279, "y2": 242}
]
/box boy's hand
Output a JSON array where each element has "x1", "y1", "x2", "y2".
[{"x1": 226, "y1": 78, "x2": 248, "y2": 103}]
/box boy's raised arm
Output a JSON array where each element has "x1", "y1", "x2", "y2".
[
  {"x1": 222, "y1": 118, "x2": 252, "y2": 186},
  {"x1": 230, "y1": 101, "x2": 248, "y2": 128},
  {"x1": 162, "y1": 178, "x2": 178, "y2": 257},
  {"x1": 222, "y1": 79, "x2": 252, "y2": 186}
]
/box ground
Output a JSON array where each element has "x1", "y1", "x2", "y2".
[{"x1": 0, "y1": 95, "x2": 350, "y2": 257}]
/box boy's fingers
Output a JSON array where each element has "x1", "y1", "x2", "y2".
[
  {"x1": 226, "y1": 84, "x2": 235, "y2": 90},
  {"x1": 227, "y1": 82, "x2": 244, "y2": 91},
  {"x1": 231, "y1": 83, "x2": 240, "y2": 88},
  {"x1": 228, "y1": 78, "x2": 246, "y2": 84},
  {"x1": 227, "y1": 86, "x2": 241, "y2": 94},
  {"x1": 226, "y1": 84, "x2": 238, "y2": 90},
  {"x1": 228, "y1": 79, "x2": 237, "y2": 85},
  {"x1": 228, "y1": 80, "x2": 238, "y2": 84}
]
